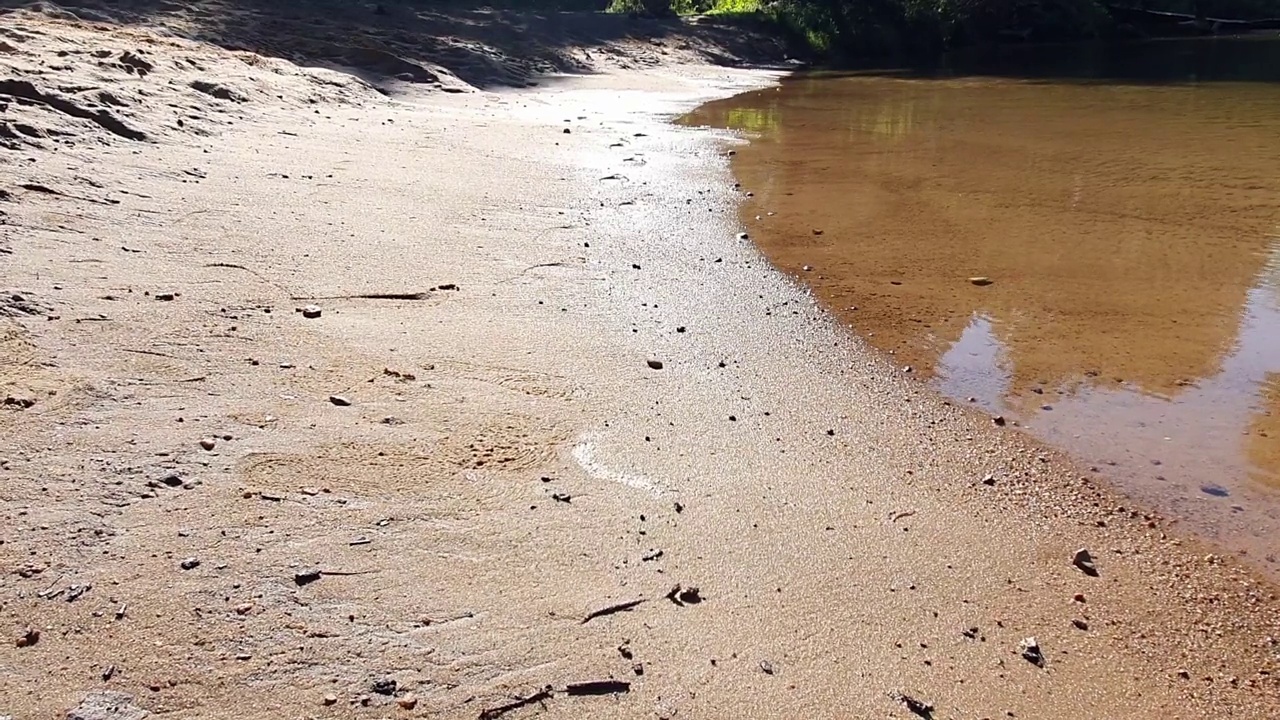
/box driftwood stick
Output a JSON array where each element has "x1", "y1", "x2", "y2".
[
  {"x1": 580, "y1": 598, "x2": 645, "y2": 624},
  {"x1": 477, "y1": 688, "x2": 553, "y2": 720}
]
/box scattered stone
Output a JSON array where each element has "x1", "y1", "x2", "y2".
[
  {"x1": 66, "y1": 691, "x2": 150, "y2": 720},
  {"x1": 301, "y1": 305, "x2": 322, "y2": 319},
  {"x1": 969, "y1": 276, "x2": 993, "y2": 286},
  {"x1": 992, "y1": 415, "x2": 1006, "y2": 427},
  {"x1": 961, "y1": 626, "x2": 980, "y2": 640},
  {"x1": 737, "y1": 232, "x2": 749, "y2": 240},
  {"x1": 802, "y1": 265, "x2": 813, "y2": 272},
  {"x1": 1073, "y1": 593, "x2": 1086, "y2": 603},
  {"x1": 15, "y1": 628, "x2": 39, "y2": 647},
  {"x1": 1019, "y1": 636, "x2": 1044, "y2": 667},
  {"x1": 198, "y1": 438, "x2": 217, "y2": 451},
  {"x1": 641, "y1": 549, "x2": 664, "y2": 561},
  {"x1": 179, "y1": 557, "x2": 200, "y2": 570},
  {"x1": 294, "y1": 568, "x2": 322, "y2": 586},
  {"x1": 981, "y1": 474, "x2": 996, "y2": 486},
  {"x1": 2, "y1": 395, "x2": 35, "y2": 409},
  {"x1": 888, "y1": 691, "x2": 933, "y2": 718},
  {"x1": 397, "y1": 693, "x2": 418, "y2": 710},
  {"x1": 322, "y1": 694, "x2": 338, "y2": 706},
  {"x1": 157, "y1": 473, "x2": 183, "y2": 488},
  {"x1": 1072, "y1": 548, "x2": 1099, "y2": 576},
  {"x1": 154, "y1": 292, "x2": 176, "y2": 301},
  {"x1": 1072, "y1": 618, "x2": 1089, "y2": 631},
  {"x1": 1200, "y1": 483, "x2": 1230, "y2": 498},
  {"x1": 632, "y1": 662, "x2": 644, "y2": 676},
  {"x1": 371, "y1": 678, "x2": 397, "y2": 695},
  {"x1": 329, "y1": 395, "x2": 352, "y2": 406},
  {"x1": 618, "y1": 643, "x2": 633, "y2": 659},
  {"x1": 382, "y1": 416, "x2": 405, "y2": 425},
  {"x1": 551, "y1": 492, "x2": 572, "y2": 503},
  {"x1": 759, "y1": 659, "x2": 775, "y2": 675},
  {"x1": 812, "y1": 229, "x2": 823, "y2": 236},
  {"x1": 666, "y1": 584, "x2": 703, "y2": 606},
  {"x1": 563, "y1": 128, "x2": 571, "y2": 134},
  {"x1": 646, "y1": 359, "x2": 664, "y2": 370}
]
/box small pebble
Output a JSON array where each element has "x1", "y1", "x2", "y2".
[
  {"x1": 180, "y1": 557, "x2": 200, "y2": 570},
  {"x1": 301, "y1": 305, "x2": 322, "y2": 319},
  {"x1": 329, "y1": 395, "x2": 352, "y2": 406}
]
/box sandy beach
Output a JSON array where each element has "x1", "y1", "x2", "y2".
[{"x1": 2, "y1": 4, "x2": 1279, "y2": 718}]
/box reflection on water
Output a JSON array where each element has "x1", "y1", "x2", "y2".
[{"x1": 685, "y1": 37, "x2": 1280, "y2": 569}]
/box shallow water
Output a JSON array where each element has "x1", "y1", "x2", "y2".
[{"x1": 685, "y1": 37, "x2": 1280, "y2": 568}]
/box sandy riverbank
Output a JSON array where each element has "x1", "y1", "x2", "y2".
[{"x1": 2, "y1": 6, "x2": 1279, "y2": 719}]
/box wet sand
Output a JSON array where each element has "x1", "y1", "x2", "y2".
[
  {"x1": 687, "y1": 66, "x2": 1280, "y2": 572},
  {"x1": 2, "y1": 9, "x2": 1280, "y2": 719}
]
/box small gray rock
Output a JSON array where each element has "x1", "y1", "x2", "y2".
[
  {"x1": 1019, "y1": 636, "x2": 1044, "y2": 667},
  {"x1": 179, "y1": 557, "x2": 200, "y2": 570},
  {"x1": 66, "y1": 690, "x2": 150, "y2": 720},
  {"x1": 1072, "y1": 547, "x2": 1098, "y2": 576},
  {"x1": 294, "y1": 568, "x2": 322, "y2": 586},
  {"x1": 329, "y1": 395, "x2": 352, "y2": 406},
  {"x1": 301, "y1": 305, "x2": 322, "y2": 319}
]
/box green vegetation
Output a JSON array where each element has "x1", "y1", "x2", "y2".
[{"x1": 603, "y1": 0, "x2": 1280, "y2": 60}]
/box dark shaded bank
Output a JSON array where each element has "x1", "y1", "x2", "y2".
[
  {"x1": 755, "y1": 0, "x2": 1280, "y2": 62},
  {"x1": 0, "y1": 0, "x2": 797, "y2": 90},
  {"x1": 832, "y1": 31, "x2": 1280, "y2": 83}
]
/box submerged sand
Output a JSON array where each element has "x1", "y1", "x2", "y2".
[{"x1": 1, "y1": 6, "x2": 1279, "y2": 719}]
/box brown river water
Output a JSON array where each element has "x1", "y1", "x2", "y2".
[{"x1": 684, "y1": 37, "x2": 1280, "y2": 572}]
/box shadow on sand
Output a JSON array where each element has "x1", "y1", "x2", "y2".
[{"x1": 0, "y1": 0, "x2": 793, "y2": 90}]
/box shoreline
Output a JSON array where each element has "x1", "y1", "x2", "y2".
[
  {"x1": 2, "y1": 10, "x2": 1279, "y2": 718},
  {"x1": 687, "y1": 68, "x2": 1280, "y2": 581}
]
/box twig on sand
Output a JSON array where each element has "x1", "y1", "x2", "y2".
[
  {"x1": 123, "y1": 348, "x2": 181, "y2": 360},
  {"x1": 564, "y1": 680, "x2": 630, "y2": 696},
  {"x1": 203, "y1": 263, "x2": 289, "y2": 291},
  {"x1": 581, "y1": 598, "x2": 645, "y2": 624},
  {"x1": 478, "y1": 687, "x2": 554, "y2": 720},
  {"x1": 476, "y1": 680, "x2": 629, "y2": 720},
  {"x1": 289, "y1": 292, "x2": 430, "y2": 301}
]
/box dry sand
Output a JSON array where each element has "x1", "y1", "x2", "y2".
[{"x1": 2, "y1": 5, "x2": 1279, "y2": 720}]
